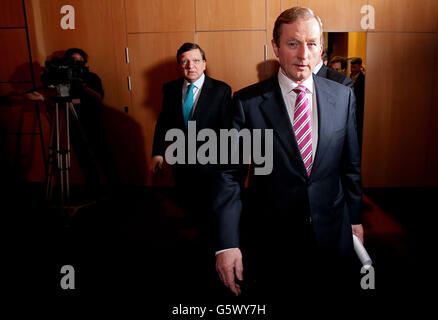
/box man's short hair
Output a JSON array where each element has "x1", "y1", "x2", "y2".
[
  {"x1": 321, "y1": 51, "x2": 328, "y2": 63},
  {"x1": 330, "y1": 56, "x2": 347, "y2": 70},
  {"x1": 176, "y1": 43, "x2": 206, "y2": 63},
  {"x1": 64, "y1": 48, "x2": 88, "y2": 64},
  {"x1": 351, "y1": 57, "x2": 362, "y2": 66},
  {"x1": 273, "y1": 6, "x2": 323, "y2": 46}
]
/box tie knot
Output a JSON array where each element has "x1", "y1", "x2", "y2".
[
  {"x1": 293, "y1": 85, "x2": 307, "y2": 94},
  {"x1": 188, "y1": 83, "x2": 194, "y2": 90}
]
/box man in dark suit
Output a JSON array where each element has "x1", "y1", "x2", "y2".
[
  {"x1": 151, "y1": 42, "x2": 231, "y2": 241},
  {"x1": 150, "y1": 42, "x2": 231, "y2": 298},
  {"x1": 214, "y1": 7, "x2": 363, "y2": 298}
]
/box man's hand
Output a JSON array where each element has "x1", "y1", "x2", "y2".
[
  {"x1": 150, "y1": 155, "x2": 164, "y2": 173},
  {"x1": 25, "y1": 91, "x2": 45, "y2": 101},
  {"x1": 216, "y1": 248, "x2": 243, "y2": 296},
  {"x1": 352, "y1": 224, "x2": 364, "y2": 243}
]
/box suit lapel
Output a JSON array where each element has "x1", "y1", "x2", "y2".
[
  {"x1": 258, "y1": 77, "x2": 308, "y2": 176},
  {"x1": 316, "y1": 64, "x2": 328, "y2": 78},
  {"x1": 311, "y1": 74, "x2": 336, "y2": 175},
  {"x1": 191, "y1": 75, "x2": 211, "y2": 121},
  {"x1": 174, "y1": 78, "x2": 185, "y2": 128}
]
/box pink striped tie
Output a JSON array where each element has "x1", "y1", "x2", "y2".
[{"x1": 293, "y1": 85, "x2": 312, "y2": 176}]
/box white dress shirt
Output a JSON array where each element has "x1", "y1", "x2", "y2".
[
  {"x1": 277, "y1": 69, "x2": 319, "y2": 160},
  {"x1": 313, "y1": 61, "x2": 323, "y2": 74},
  {"x1": 182, "y1": 73, "x2": 205, "y2": 116}
]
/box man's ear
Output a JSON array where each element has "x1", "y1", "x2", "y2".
[
  {"x1": 318, "y1": 42, "x2": 323, "y2": 57},
  {"x1": 271, "y1": 39, "x2": 279, "y2": 58}
]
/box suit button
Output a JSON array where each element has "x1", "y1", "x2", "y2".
[{"x1": 306, "y1": 179, "x2": 311, "y2": 186}]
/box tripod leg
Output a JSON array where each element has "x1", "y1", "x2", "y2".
[
  {"x1": 45, "y1": 108, "x2": 57, "y2": 202},
  {"x1": 56, "y1": 102, "x2": 65, "y2": 209},
  {"x1": 65, "y1": 102, "x2": 72, "y2": 205},
  {"x1": 34, "y1": 101, "x2": 47, "y2": 176}
]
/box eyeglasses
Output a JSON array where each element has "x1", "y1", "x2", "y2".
[{"x1": 180, "y1": 59, "x2": 203, "y2": 66}]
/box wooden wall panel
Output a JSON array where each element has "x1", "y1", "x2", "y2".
[
  {"x1": 126, "y1": 0, "x2": 195, "y2": 33},
  {"x1": 0, "y1": 29, "x2": 31, "y2": 82},
  {"x1": 0, "y1": 84, "x2": 32, "y2": 96},
  {"x1": 2, "y1": 133, "x2": 47, "y2": 182},
  {"x1": 298, "y1": 0, "x2": 367, "y2": 31},
  {"x1": 25, "y1": 0, "x2": 130, "y2": 111},
  {"x1": 3, "y1": 0, "x2": 434, "y2": 188},
  {"x1": 369, "y1": 0, "x2": 438, "y2": 32},
  {"x1": 23, "y1": 0, "x2": 132, "y2": 184},
  {"x1": 280, "y1": 0, "x2": 298, "y2": 10},
  {"x1": 0, "y1": 83, "x2": 39, "y2": 134},
  {"x1": 362, "y1": 33, "x2": 436, "y2": 187},
  {"x1": 196, "y1": 0, "x2": 265, "y2": 31},
  {"x1": 197, "y1": 31, "x2": 266, "y2": 92},
  {"x1": 127, "y1": 32, "x2": 194, "y2": 185},
  {"x1": 425, "y1": 35, "x2": 438, "y2": 185},
  {"x1": 0, "y1": 0, "x2": 25, "y2": 27},
  {"x1": 267, "y1": 0, "x2": 282, "y2": 64}
]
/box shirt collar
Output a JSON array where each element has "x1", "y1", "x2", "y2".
[
  {"x1": 184, "y1": 72, "x2": 205, "y2": 89},
  {"x1": 313, "y1": 61, "x2": 323, "y2": 74},
  {"x1": 277, "y1": 68, "x2": 314, "y2": 95}
]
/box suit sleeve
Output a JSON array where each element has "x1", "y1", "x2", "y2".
[
  {"x1": 341, "y1": 88, "x2": 362, "y2": 224},
  {"x1": 212, "y1": 94, "x2": 249, "y2": 250},
  {"x1": 342, "y1": 76, "x2": 354, "y2": 89},
  {"x1": 218, "y1": 85, "x2": 232, "y2": 129},
  {"x1": 152, "y1": 84, "x2": 171, "y2": 156}
]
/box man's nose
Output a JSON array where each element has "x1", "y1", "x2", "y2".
[{"x1": 297, "y1": 43, "x2": 309, "y2": 59}]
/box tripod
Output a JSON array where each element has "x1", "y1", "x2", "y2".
[
  {"x1": 46, "y1": 97, "x2": 73, "y2": 208},
  {"x1": 45, "y1": 96, "x2": 88, "y2": 215}
]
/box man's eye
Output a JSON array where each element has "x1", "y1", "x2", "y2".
[{"x1": 288, "y1": 42, "x2": 298, "y2": 48}]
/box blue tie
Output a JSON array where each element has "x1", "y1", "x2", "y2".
[{"x1": 183, "y1": 83, "x2": 194, "y2": 127}]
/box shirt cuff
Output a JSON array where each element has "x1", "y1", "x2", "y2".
[{"x1": 215, "y1": 248, "x2": 237, "y2": 256}]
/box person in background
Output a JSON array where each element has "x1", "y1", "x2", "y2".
[
  {"x1": 150, "y1": 42, "x2": 232, "y2": 296},
  {"x1": 329, "y1": 55, "x2": 348, "y2": 75},
  {"x1": 151, "y1": 42, "x2": 231, "y2": 248},
  {"x1": 26, "y1": 48, "x2": 120, "y2": 202},
  {"x1": 314, "y1": 52, "x2": 353, "y2": 88}
]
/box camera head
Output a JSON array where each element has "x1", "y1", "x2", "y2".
[{"x1": 41, "y1": 55, "x2": 89, "y2": 98}]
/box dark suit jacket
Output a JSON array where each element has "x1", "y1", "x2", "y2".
[
  {"x1": 214, "y1": 75, "x2": 362, "y2": 258},
  {"x1": 152, "y1": 75, "x2": 231, "y2": 182},
  {"x1": 153, "y1": 75, "x2": 231, "y2": 156},
  {"x1": 316, "y1": 64, "x2": 353, "y2": 88}
]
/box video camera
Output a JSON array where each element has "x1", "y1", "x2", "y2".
[{"x1": 41, "y1": 55, "x2": 89, "y2": 98}]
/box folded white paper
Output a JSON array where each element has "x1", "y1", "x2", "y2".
[{"x1": 353, "y1": 234, "x2": 372, "y2": 268}]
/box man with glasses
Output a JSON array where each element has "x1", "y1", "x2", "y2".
[{"x1": 150, "y1": 42, "x2": 231, "y2": 257}]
